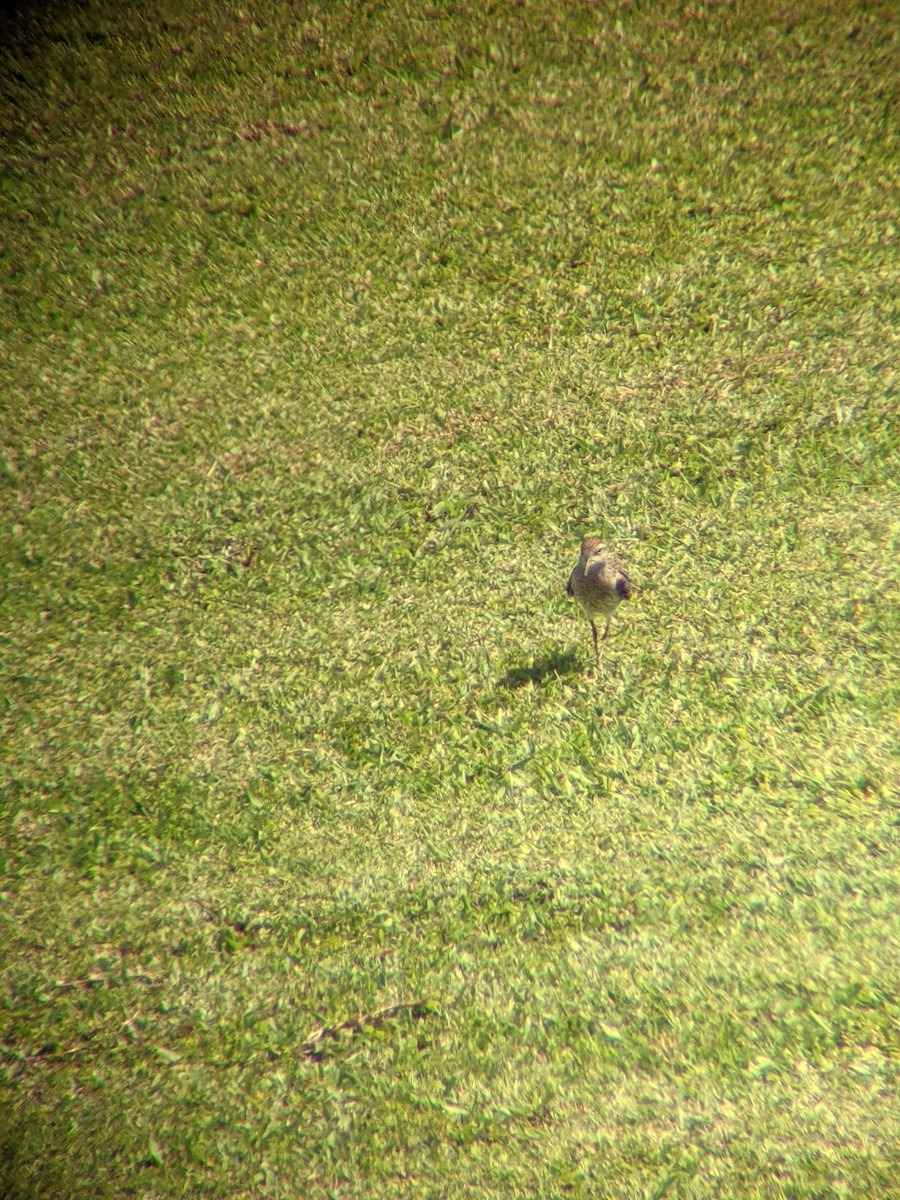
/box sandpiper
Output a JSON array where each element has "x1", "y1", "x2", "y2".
[{"x1": 567, "y1": 538, "x2": 632, "y2": 664}]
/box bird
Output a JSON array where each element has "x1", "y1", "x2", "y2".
[{"x1": 566, "y1": 537, "x2": 633, "y2": 665}]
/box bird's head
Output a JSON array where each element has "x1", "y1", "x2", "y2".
[{"x1": 580, "y1": 537, "x2": 605, "y2": 560}]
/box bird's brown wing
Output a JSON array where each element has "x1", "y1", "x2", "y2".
[
  {"x1": 615, "y1": 566, "x2": 633, "y2": 601},
  {"x1": 566, "y1": 569, "x2": 575, "y2": 597}
]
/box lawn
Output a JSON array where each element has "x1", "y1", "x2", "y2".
[{"x1": 1, "y1": 0, "x2": 898, "y2": 1196}]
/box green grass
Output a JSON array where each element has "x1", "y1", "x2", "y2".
[{"x1": 1, "y1": 0, "x2": 899, "y2": 1196}]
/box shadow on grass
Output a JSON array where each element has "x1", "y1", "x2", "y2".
[{"x1": 498, "y1": 650, "x2": 580, "y2": 689}]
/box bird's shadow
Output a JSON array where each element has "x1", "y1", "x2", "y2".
[{"x1": 498, "y1": 650, "x2": 580, "y2": 690}]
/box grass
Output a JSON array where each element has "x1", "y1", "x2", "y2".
[{"x1": 1, "y1": 0, "x2": 898, "y2": 1196}]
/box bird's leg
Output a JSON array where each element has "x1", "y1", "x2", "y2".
[
  {"x1": 590, "y1": 620, "x2": 599, "y2": 665},
  {"x1": 602, "y1": 619, "x2": 611, "y2": 641}
]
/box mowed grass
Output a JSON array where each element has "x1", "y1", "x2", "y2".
[{"x1": 1, "y1": 0, "x2": 899, "y2": 1196}]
